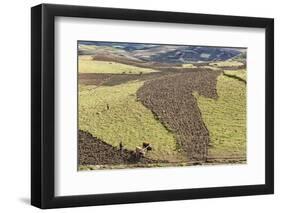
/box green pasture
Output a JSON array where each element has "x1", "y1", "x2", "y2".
[
  {"x1": 79, "y1": 59, "x2": 158, "y2": 74},
  {"x1": 79, "y1": 81, "x2": 186, "y2": 162},
  {"x1": 224, "y1": 69, "x2": 247, "y2": 81},
  {"x1": 194, "y1": 73, "x2": 247, "y2": 159},
  {"x1": 210, "y1": 60, "x2": 244, "y2": 67},
  {"x1": 182, "y1": 63, "x2": 197, "y2": 68}
]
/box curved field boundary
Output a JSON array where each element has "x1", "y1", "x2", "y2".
[
  {"x1": 223, "y1": 71, "x2": 247, "y2": 84},
  {"x1": 137, "y1": 70, "x2": 221, "y2": 161},
  {"x1": 79, "y1": 130, "x2": 167, "y2": 167},
  {"x1": 195, "y1": 73, "x2": 246, "y2": 160}
]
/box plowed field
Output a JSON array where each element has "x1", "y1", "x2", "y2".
[
  {"x1": 79, "y1": 130, "x2": 167, "y2": 166},
  {"x1": 137, "y1": 70, "x2": 221, "y2": 161}
]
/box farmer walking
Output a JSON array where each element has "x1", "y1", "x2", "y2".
[{"x1": 119, "y1": 142, "x2": 124, "y2": 156}]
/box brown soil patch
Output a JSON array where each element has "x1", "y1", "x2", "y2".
[
  {"x1": 79, "y1": 68, "x2": 214, "y2": 87},
  {"x1": 220, "y1": 64, "x2": 246, "y2": 70},
  {"x1": 137, "y1": 70, "x2": 221, "y2": 161},
  {"x1": 79, "y1": 73, "x2": 112, "y2": 86},
  {"x1": 78, "y1": 130, "x2": 167, "y2": 166}
]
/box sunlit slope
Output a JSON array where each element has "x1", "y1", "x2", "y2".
[
  {"x1": 195, "y1": 74, "x2": 246, "y2": 159},
  {"x1": 79, "y1": 81, "x2": 186, "y2": 162},
  {"x1": 79, "y1": 56, "x2": 158, "y2": 74}
]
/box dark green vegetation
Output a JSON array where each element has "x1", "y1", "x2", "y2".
[{"x1": 78, "y1": 41, "x2": 247, "y2": 170}]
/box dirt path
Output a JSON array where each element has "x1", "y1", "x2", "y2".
[{"x1": 137, "y1": 70, "x2": 221, "y2": 161}]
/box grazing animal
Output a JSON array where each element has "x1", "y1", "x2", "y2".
[
  {"x1": 134, "y1": 143, "x2": 153, "y2": 160},
  {"x1": 143, "y1": 142, "x2": 152, "y2": 151}
]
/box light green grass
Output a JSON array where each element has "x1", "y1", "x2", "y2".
[
  {"x1": 79, "y1": 45, "x2": 99, "y2": 51},
  {"x1": 79, "y1": 45, "x2": 121, "y2": 54},
  {"x1": 79, "y1": 81, "x2": 186, "y2": 162},
  {"x1": 79, "y1": 59, "x2": 158, "y2": 74},
  {"x1": 224, "y1": 69, "x2": 247, "y2": 81},
  {"x1": 182, "y1": 64, "x2": 197, "y2": 68},
  {"x1": 210, "y1": 60, "x2": 244, "y2": 67},
  {"x1": 194, "y1": 74, "x2": 246, "y2": 158}
]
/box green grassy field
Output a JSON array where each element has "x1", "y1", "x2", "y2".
[
  {"x1": 79, "y1": 81, "x2": 186, "y2": 162},
  {"x1": 79, "y1": 58, "x2": 158, "y2": 74},
  {"x1": 210, "y1": 60, "x2": 244, "y2": 67},
  {"x1": 194, "y1": 73, "x2": 246, "y2": 159},
  {"x1": 224, "y1": 69, "x2": 247, "y2": 81},
  {"x1": 182, "y1": 64, "x2": 197, "y2": 68},
  {"x1": 79, "y1": 45, "x2": 122, "y2": 54}
]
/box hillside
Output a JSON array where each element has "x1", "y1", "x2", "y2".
[{"x1": 78, "y1": 41, "x2": 244, "y2": 64}]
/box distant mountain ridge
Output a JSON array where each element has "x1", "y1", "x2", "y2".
[
  {"x1": 78, "y1": 41, "x2": 245, "y2": 63},
  {"x1": 149, "y1": 46, "x2": 242, "y2": 63}
]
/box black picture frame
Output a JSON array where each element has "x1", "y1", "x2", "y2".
[{"x1": 31, "y1": 3, "x2": 274, "y2": 209}]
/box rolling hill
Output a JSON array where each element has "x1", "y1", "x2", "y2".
[{"x1": 78, "y1": 41, "x2": 245, "y2": 64}]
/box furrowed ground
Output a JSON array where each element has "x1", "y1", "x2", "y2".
[
  {"x1": 78, "y1": 130, "x2": 168, "y2": 169},
  {"x1": 137, "y1": 70, "x2": 221, "y2": 161}
]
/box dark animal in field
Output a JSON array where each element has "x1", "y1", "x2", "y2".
[
  {"x1": 143, "y1": 142, "x2": 152, "y2": 151},
  {"x1": 135, "y1": 143, "x2": 153, "y2": 159}
]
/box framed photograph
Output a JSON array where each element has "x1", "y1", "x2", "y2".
[{"x1": 31, "y1": 3, "x2": 274, "y2": 209}]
